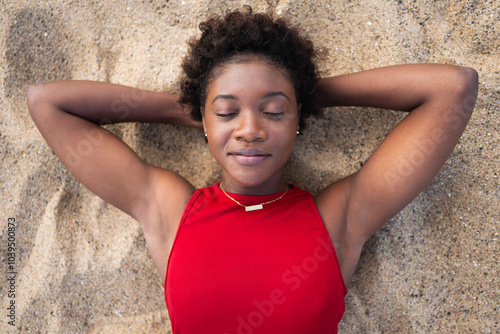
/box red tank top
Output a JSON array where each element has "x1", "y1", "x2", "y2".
[{"x1": 165, "y1": 183, "x2": 346, "y2": 333}]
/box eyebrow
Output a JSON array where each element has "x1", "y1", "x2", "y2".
[
  {"x1": 211, "y1": 94, "x2": 237, "y2": 104},
  {"x1": 263, "y1": 91, "x2": 291, "y2": 101},
  {"x1": 211, "y1": 91, "x2": 291, "y2": 104}
]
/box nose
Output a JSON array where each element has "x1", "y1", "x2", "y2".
[{"x1": 233, "y1": 110, "x2": 268, "y2": 142}]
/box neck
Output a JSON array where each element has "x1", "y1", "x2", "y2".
[{"x1": 220, "y1": 173, "x2": 287, "y2": 195}]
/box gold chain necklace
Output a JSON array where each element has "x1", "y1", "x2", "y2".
[{"x1": 219, "y1": 184, "x2": 289, "y2": 212}]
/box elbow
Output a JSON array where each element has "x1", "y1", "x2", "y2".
[
  {"x1": 26, "y1": 83, "x2": 43, "y2": 115},
  {"x1": 446, "y1": 66, "x2": 478, "y2": 118},
  {"x1": 457, "y1": 66, "x2": 479, "y2": 98},
  {"x1": 27, "y1": 83, "x2": 53, "y2": 118}
]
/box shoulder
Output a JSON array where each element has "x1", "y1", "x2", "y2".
[
  {"x1": 138, "y1": 165, "x2": 196, "y2": 239},
  {"x1": 313, "y1": 175, "x2": 352, "y2": 249},
  {"x1": 135, "y1": 166, "x2": 196, "y2": 278},
  {"x1": 313, "y1": 173, "x2": 366, "y2": 282}
]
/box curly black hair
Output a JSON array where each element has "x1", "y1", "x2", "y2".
[{"x1": 178, "y1": 7, "x2": 321, "y2": 131}]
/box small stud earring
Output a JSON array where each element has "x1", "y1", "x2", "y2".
[
  {"x1": 204, "y1": 133, "x2": 208, "y2": 143},
  {"x1": 296, "y1": 130, "x2": 301, "y2": 135}
]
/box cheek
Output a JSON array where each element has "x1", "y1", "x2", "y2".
[
  {"x1": 275, "y1": 122, "x2": 298, "y2": 141},
  {"x1": 206, "y1": 124, "x2": 231, "y2": 152},
  {"x1": 274, "y1": 131, "x2": 296, "y2": 155}
]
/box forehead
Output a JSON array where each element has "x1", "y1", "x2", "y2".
[
  {"x1": 206, "y1": 60, "x2": 296, "y2": 101},
  {"x1": 216, "y1": 54, "x2": 293, "y2": 80}
]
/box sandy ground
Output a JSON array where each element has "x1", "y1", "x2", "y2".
[{"x1": 0, "y1": 0, "x2": 498, "y2": 333}]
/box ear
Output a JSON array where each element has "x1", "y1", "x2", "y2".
[
  {"x1": 297, "y1": 103, "x2": 302, "y2": 131},
  {"x1": 201, "y1": 106, "x2": 207, "y2": 134}
]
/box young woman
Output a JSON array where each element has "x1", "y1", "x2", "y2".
[{"x1": 27, "y1": 8, "x2": 477, "y2": 334}]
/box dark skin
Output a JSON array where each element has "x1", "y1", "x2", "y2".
[
  {"x1": 27, "y1": 61, "x2": 478, "y2": 284},
  {"x1": 202, "y1": 61, "x2": 300, "y2": 195}
]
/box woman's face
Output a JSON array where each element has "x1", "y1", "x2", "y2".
[{"x1": 202, "y1": 59, "x2": 300, "y2": 194}]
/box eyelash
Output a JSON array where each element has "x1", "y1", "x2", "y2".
[
  {"x1": 216, "y1": 113, "x2": 237, "y2": 118},
  {"x1": 264, "y1": 112, "x2": 284, "y2": 118},
  {"x1": 215, "y1": 111, "x2": 284, "y2": 118}
]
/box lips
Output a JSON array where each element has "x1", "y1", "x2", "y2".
[{"x1": 229, "y1": 148, "x2": 270, "y2": 165}]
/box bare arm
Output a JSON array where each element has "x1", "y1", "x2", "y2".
[
  {"x1": 29, "y1": 80, "x2": 201, "y2": 126},
  {"x1": 314, "y1": 64, "x2": 478, "y2": 282},
  {"x1": 27, "y1": 80, "x2": 200, "y2": 277}
]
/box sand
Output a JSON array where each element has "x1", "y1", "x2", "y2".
[{"x1": 0, "y1": 0, "x2": 498, "y2": 333}]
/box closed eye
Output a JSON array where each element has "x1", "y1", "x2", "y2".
[
  {"x1": 263, "y1": 111, "x2": 284, "y2": 118},
  {"x1": 216, "y1": 112, "x2": 238, "y2": 118}
]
